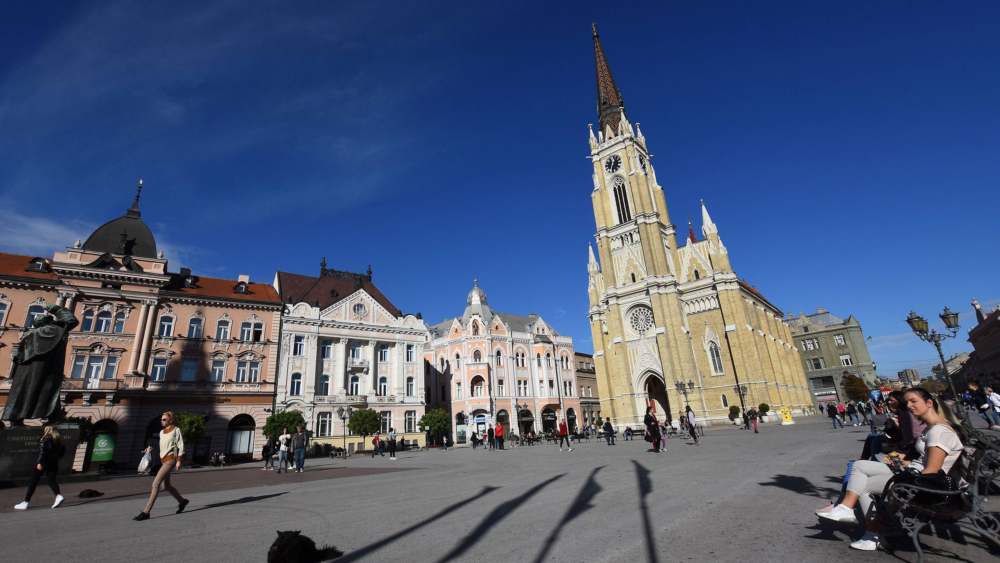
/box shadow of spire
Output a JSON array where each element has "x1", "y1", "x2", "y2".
[
  {"x1": 532, "y1": 466, "x2": 604, "y2": 563},
  {"x1": 632, "y1": 460, "x2": 659, "y2": 563},
  {"x1": 338, "y1": 485, "x2": 500, "y2": 562},
  {"x1": 439, "y1": 473, "x2": 566, "y2": 563}
]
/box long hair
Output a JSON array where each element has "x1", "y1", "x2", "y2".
[
  {"x1": 43, "y1": 425, "x2": 62, "y2": 443},
  {"x1": 903, "y1": 387, "x2": 967, "y2": 443}
]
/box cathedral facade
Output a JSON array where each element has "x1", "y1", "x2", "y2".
[{"x1": 585, "y1": 27, "x2": 812, "y2": 427}]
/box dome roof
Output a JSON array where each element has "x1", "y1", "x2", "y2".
[
  {"x1": 82, "y1": 180, "x2": 158, "y2": 259},
  {"x1": 466, "y1": 278, "x2": 487, "y2": 306},
  {"x1": 463, "y1": 278, "x2": 493, "y2": 324}
]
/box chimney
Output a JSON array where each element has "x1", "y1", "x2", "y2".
[{"x1": 238, "y1": 274, "x2": 250, "y2": 284}]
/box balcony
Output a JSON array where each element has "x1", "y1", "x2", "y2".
[
  {"x1": 370, "y1": 395, "x2": 398, "y2": 404},
  {"x1": 348, "y1": 358, "x2": 369, "y2": 372},
  {"x1": 62, "y1": 379, "x2": 122, "y2": 391}
]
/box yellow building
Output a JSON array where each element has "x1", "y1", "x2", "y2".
[{"x1": 586, "y1": 26, "x2": 812, "y2": 427}]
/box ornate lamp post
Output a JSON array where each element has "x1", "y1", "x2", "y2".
[
  {"x1": 674, "y1": 379, "x2": 695, "y2": 409},
  {"x1": 906, "y1": 307, "x2": 961, "y2": 400},
  {"x1": 337, "y1": 406, "x2": 353, "y2": 457},
  {"x1": 733, "y1": 384, "x2": 748, "y2": 411}
]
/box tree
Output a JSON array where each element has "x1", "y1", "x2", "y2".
[
  {"x1": 348, "y1": 408, "x2": 380, "y2": 447},
  {"x1": 418, "y1": 408, "x2": 451, "y2": 442},
  {"x1": 264, "y1": 410, "x2": 306, "y2": 441},
  {"x1": 175, "y1": 412, "x2": 206, "y2": 460},
  {"x1": 758, "y1": 403, "x2": 770, "y2": 417},
  {"x1": 841, "y1": 373, "x2": 871, "y2": 402}
]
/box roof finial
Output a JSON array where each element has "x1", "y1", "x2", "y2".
[
  {"x1": 128, "y1": 178, "x2": 143, "y2": 217},
  {"x1": 592, "y1": 22, "x2": 599, "y2": 38},
  {"x1": 320, "y1": 257, "x2": 328, "y2": 275},
  {"x1": 473, "y1": 276, "x2": 479, "y2": 288}
]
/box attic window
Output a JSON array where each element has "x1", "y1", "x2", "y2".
[
  {"x1": 234, "y1": 281, "x2": 249, "y2": 294},
  {"x1": 26, "y1": 258, "x2": 49, "y2": 273}
]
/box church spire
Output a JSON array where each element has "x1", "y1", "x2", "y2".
[
  {"x1": 127, "y1": 178, "x2": 143, "y2": 218},
  {"x1": 592, "y1": 23, "x2": 625, "y2": 135},
  {"x1": 588, "y1": 243, "x2": 600, "y2": 273},
  {"x1": 701, "y1": 199, "x2": 718, "y2": 237}
]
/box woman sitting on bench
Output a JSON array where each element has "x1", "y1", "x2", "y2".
[{"x1": 816, "y1": 387, "x2": 965, "y2": 552}]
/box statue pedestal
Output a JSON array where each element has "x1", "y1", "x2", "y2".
[{"x1": 0, "y1": 423, "x2": 81, "y2": 483}]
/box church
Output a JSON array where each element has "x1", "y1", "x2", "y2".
[{"x1": 585, "y1": 26, "x2": 813, "y2": 427}]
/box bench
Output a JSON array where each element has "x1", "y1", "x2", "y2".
[{"x1": 873, "y1": 426, "x2": 1000, "y2": 561}]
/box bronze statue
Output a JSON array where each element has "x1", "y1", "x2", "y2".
[{"x1": 2, "y1": 304, "x2": 78, "y2": 423}]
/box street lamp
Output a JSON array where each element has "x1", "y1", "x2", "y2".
[
  {"x1": 337, "y1": 406, "x2": 353, "y2": 457},
  {"x1": 733, "y1": 384, "x2": 748, "y2": 411},
  {"x1": 906, "y1": 307, "x2": 961, "y2": 401},
  {"x1": 674, "y1": 379, "x2": 695, "y2": 409}
]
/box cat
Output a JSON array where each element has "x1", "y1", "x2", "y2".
[{"x1": 268, "y1": 530, "x2": 343, "y2": 563}]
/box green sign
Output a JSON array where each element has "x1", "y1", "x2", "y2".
[{"x1": 91, "y1": 433, "x2": 116, "y2": 462}]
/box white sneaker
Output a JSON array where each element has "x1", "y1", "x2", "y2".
[
  {"x1": 559, "y1": 448, "x2": 563, "y2": 452},
  {"x1": 817, "y1": 504, "x2": 858, "y2": 524},
  {"x1": 568, "y1": 448, "x2": 573, "y2": 452},
  {"x1": 52, "y1": 495, "x2": 64, "y2": 509},
  {"x1": 815, "y1": 503, "x2": 836, "y2": 515},
  {"x1": 850, "y1": 533, "x2": 879, "y2": 551},
  {"x1": 14, "y1": 501, "x2": 29, "y2": 510}
]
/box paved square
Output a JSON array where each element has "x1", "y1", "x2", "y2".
[{"x1": 0, "y1": 418, "x2": 993, "y2": 562}]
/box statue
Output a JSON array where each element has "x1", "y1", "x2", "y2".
[{"x1": 2, "y1": 304, "x2": 78, "y2": 424}]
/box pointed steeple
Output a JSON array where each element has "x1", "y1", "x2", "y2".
[
  {"x1": 701, "y1": 199, "x2": 718, "y2": 237},
  {"x1": 588, "y1": 243, "x2": 600, "y2": 273},
  {"x1": 127, "y1": 178, "x2": 143, "y2": 218},
  {"x1": 592, "y1": 23, "x2": 625, "y2": 135},
  {"x1": 688, "y1": 220, "x2": 698, "y2": 243}
]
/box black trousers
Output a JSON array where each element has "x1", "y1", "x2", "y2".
[
  {"x1": 558, "y1": 436, "x2": 570, "y2": 448},
  {"x1": 25, "y1": 468, "x2": 60, "y2": 502}
]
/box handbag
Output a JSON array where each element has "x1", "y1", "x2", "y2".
[
  {"x1": 891, "y1": 469, "x2": 957, "y2": 506},
  {"x1": 137, "y1": 451, "x2": 152, "y2": 474}
]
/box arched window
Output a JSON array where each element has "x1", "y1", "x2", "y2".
[
  {"x1": 708, "y1": 341, "x2": 724, "y2": 375},
  {"x1": 290, "y1": 373, "x2": 302, "y2": 396},
  {"x1": 612, "y1": 176, "x2": 632, "y2": 223},
  {"x1": 349, "y1": 375, "x2": 360, "y2": 396},
  {"x1": 473, "y1": 350, "x2": 482, "y2": 363},
  {"x1": 495, "y1": 350, "x2": 503, "y2": 367},
  {"x1": 471, "y1": 376, "x2": 485, "y2": 397},
  {"x1": 157, "y1": 315, "x2": 174, "y2": 337},
  {"x1": 81, "y1": 310, "x2": 95, "y2": 332},
  {"x1": 536, "y1": 354, "x2": 542, "y2": 367},
  {"x1": 694, "y1": 270, "x2": 701, "y2": 280},
  {"x1": 378, "y1": 376, "x2": 388, "y2": 396},
  {"x1": 721, "y1": 394, "x2": 729, "y2": 408},
  {"x1": 216, "y1": 319, "x2": 230, "y2": 340},
  {"x1": 95, "y1": 311, "x2": 113, "y2": 333},
  {"x1": 318, "y1": 375, "x2": 330, "y2": 396},
  {"x1": 472, "y1": 320, "x2": 479, "y2": 336},
  {"x1": 455, "y1": 353, "x2": 461, "y2": 369},
  {"x1": 406, "y1": 377, "x2": 414, "y2": 397},
  {"x1": 546, "y1": 353, "x2": 552, "y2": 368},
  {"x1": 187, "y1": 317, "x2": 203, "y2": 339},
  {"x1": 113, "y1": 312, "x2": 126, "y2": 333},
  {"x1": 439, "y1": 357, "x2": 445, "y2": 371}
]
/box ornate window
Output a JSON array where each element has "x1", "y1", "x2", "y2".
[
  {"x1": 150, "y1": 357, "x2": 168, "y2": 382},
  {"x1": 70, "y1": 349, "x2": 118, "y2": 385},
  {"x1": 378, "y1": 376, "x2": 388, "y2": 396},
  {"x1": 471, "y1": 376, "x2": 485, "y2": 397},
  {"x1": 239, "y1": 321, "x2": 252, "y2": 341},
  {"x1": 455, "y1": 382, "x2": 462, "y2": 400},
  {"x1": 546, "y1": 353, "x2": 552, "y2": 368},
  {"x1": 81, "y1": 310, "x2": 95, "y2": 332},
  {"x1": 495, "y1": 350, "x2": 503, "y2": 367},
  {"x1": 406, "y1": 377, "x2": 414, "y2": 397},
  {"x1": 473, "y1": 350, "x2": 482, "y2": 363},
  {"x1": 157, "y1": 316, "x2": 174, "y2": 337},
  {"x1": 708, "y1": 341, "x2": 724, "y2": 375},
  {"x1": 629, "y1": 306, "x2": 655, "y2": 335},
  {"x1": 236, "y1": 360, "x2": 260, "y2": 382},
  {"x1": 321, "y1": 341, "x2": 333, "y2": 360},
  {"x1": 405, "y1": 411, "x2": 416, "y2": 433},
  {"x1": 612, "y1": 176, "x2": 632, "y2": 224},
  {"x1": 497, "y1": 378, "x2": 505, "y2": 396},
  {"x1": 0, "y1": 301, "x2": 7, "y2": 326},
  {"x1": 536, "y1": 354, "x2": 542, "y2": 367},
  {"x1": 378, "y1": 345, "x2": 389, "y2": 362},
  {"x1": 455, "y1": 353, "x2": 461, "y2": 369},
  {"x1": 472, "y1": 320, "x2": 479, "y2": 336},
  {"x1": 210, "y1": 359, "x2": 226, "y2": 382},
  {"x1": 24, "y1": 304, "x2": 45, "y2": 329},
  {"x1": 216, "y1": 319, "x2": 231, "y2": 341},
  {"x1": 293, "y1": 335, "x2": 305, "y2": 356},
  {"x1": 349, "y1": 375, "x2": 360, "y2": 395},
  {"x1": 517, "y1": 380, "x2": 528, "y2": 396},
  {"x1": 380, "y1": 411, "x2": 391, "y2": 434},
  {"x1": 317, "y1": 413, "x2": 332, "y2": 437},
  {"x1": 721, "y1": 394, "x2": 729, "y2": 408},
  {"x1": 113, "y1": 312, "x2": 126, "y2": 333},
  {"x1": 405, "y1": 344, "x2": 415, "y2": 363},
  {"x1": 290, "y1": 373, "x2": 302, "y2": 396},
  {"x1": 95, "y1": 311, "x2": 113, "y2": 333},
  {"x1": 187, "y1": 317, "x2": 203, "y2": 339},
  {"x1": 318, "y1": 374, "x2": 331, "y2": 396}
]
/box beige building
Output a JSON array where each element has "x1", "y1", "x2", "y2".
[
  {"x1": 585, "y1": 27, "x2": 812, "y2": 427},
  {"x1": 574, "y1": 352, "x2": 600, "y2": 429}
]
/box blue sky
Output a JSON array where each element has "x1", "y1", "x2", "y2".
[{"x1": 2, "y1": 2, "x2": 998, "y2": 376}]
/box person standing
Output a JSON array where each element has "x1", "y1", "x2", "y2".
[
  {"x1": 495, "y1": 422, "x2": 505, "y2": 450},
  {"x1": 276, "y1": 428, "x2": 291, "y2": 473},
  {"x1": 262, "y1": 436, "x2": 274, "y2": 471},
  {"x1": 827, "y1": 403, "x2": 844, "y2": 429},
  {"x1": 487, "y1": 425, "x2": 495, "y2": 450},
  {"x1": 685, "y1": 406, "x2": 699, "y2": 445},
  {"x1": 747, "y1": 407, "x2": 759, "y2": 434},
  {"x1": 557, "y1": 419, "x2": 572, "y2": 451},
  {"x1": 371, "y1": 432, "x2": 384, "y2": 458},
  {"x1": 602, "y1": 419, "x2": 615, "y2": 445},
  {"x1": 987, "y1": 386, "x2": 1000, "y2": 418},
  {"x1": 387, "y1": 428, "x2": 397, "y2": 460},
  {"x1": 969, "y1": 381, "x2": 1000, "y2": 429},
  {"x1": 292, "y1": 425, "x2": 308, "y2": 473},
  {"x1": 134, "y1": 411, "x2": 189, "y2": 521},
  {"x1": 14, "y1": 425, "x2": 65, "y2": 510},
  {"x1": 644, "y1": 407, "x2": 662, "y2": 453},
  {"x1": 836, "y1": 402, "x2": 847, "y2": 425},
  {"x1": 846, "y1": 402, "x2": 859, "y2": 426}
]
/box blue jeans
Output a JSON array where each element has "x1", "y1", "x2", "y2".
[
  {"x1": 831, "y1": 416, "x2": 844, "y2": 429},
  {"x1": 980, "y1": 408, "x2": 1000, "y2": 427},
  {"x1": 294, "y1": 448, "x2": 305, "y2": 471},
  {"x1": 277, "y1": 450, "x2": 288, "y2": 472}
]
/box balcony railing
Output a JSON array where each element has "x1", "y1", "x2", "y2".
[
  {"x1": 348, "y1": 358, "x2": 369, "y2": 371},
  {"x1": 62, "y1": 379, "x2": 121, "y2": 391}
]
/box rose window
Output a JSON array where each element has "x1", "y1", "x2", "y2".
[{"x1": 629, "y1": 307, "x2": 654, "y2": 334}]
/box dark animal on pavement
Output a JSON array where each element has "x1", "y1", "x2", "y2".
[
  {"x1": 268, "y1": 530, "x2": 343, "y2": 563},
  {"x1": 78, "y1": 489, "x2": 104, "y2": 498}
]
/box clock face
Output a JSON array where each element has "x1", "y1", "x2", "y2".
[
  {"x1": 638, "y1": 154, "x2": 647, "y2": 172},
  {"x1": 604, "y1": 154, "x2": 622, "y2": 174}
]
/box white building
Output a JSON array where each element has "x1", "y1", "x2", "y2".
[{"x1": 274, "y1": 263, "x2": 429, "y2": 451}]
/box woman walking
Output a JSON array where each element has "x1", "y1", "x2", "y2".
[
  {"x1": 643, "y1": 407, "x2": 662, "y2": 453},
  {"x1": 14, "y1": 425, "x2": 65, "y2": 510},
  {"x1": 134, "y1": 411, "x2": 189, "y2": 521},
  {"x1": 685, "y1": 405, "x2": 700, "y2": 444}
]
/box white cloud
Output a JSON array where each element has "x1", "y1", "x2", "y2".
[
  {"x1": 867, "y1": 332, "x2": 915, "y2": 351},
  {"x1": 0, "y1": 210, "x2": 89, "y2": 256}
]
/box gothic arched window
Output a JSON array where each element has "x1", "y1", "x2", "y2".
[
  {"x1": 473, "y1": 350, "x2": 482, "y2": 363},
  {"x1": 612, "y1": 177, "x2": 632, "y2": 224},
  {"x1": 708, "y1": 341, "x2": 724, "y2": 375},
  {"x1": 472, "y1": 321, "x2": 479, "y2": 336}
]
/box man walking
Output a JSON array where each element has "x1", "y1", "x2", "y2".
[
  {"x1": 685, "y1": 406, "x2": 700, "y2": 445},
  {"x1": 969, "y1": 381, "x2": 1000, "y2": 429},
  {"x1": 292, "y1": 425, "x2": 308, "y2": 473},
  {"x1": 747, "y1": 407, "x2": 759, "y2": 433},
  {"x1": 827, "y1": 403, "x2": 844, "y2": 429},
  {"x1": 371, "y1": 432, "x2": 383, "y2": 458},
  {"x1": 603, "y1": 419, "x2": 615, "y2": 445},
  {"x1": 558, "y1": 418, "x2": 572, "y2": 452}
]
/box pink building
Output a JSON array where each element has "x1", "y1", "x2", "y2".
[
  {"x1": 425, "y1": 280, "x2": 580, "y2": 444},
  {"x1": 0, "y1": 183, "x2": 281, "y2": 466}
]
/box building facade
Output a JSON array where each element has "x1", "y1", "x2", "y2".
[
  {"x1": 0, "y1": 184, "x2": 281, "y2": 465},
  {"x1": 425, "y1": 281, "x2": 580, "y2": 444},
  {"x1": 897, "y1": 368, "x2": 921, "y2": 387},
  {"x1": 954, "y1": 300, "x2": 1000, "y2": 389},
  {"x1": 585, "y1": 27, "x2": 812, "y2": 428},
  {"x1": 574, "y1": 352, "x2": 600, "y2": 429},
  {"x1": 274, "y1": 264, "x2": 429, "y2": 452},
  {"x1": 786, "y1": 308, "x2": 877, "y2": 409}
]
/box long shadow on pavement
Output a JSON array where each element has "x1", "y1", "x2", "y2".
[
  {"x1": 185, "y1": 492, "x2": 287, "y2": 513},
  {"x1": 338, "y1": 485, "x2": 500, "y2": 563},
  {"x1": 438, "y1": 473, "x2": 566, "y2": 563},
  {"x1": 632, "y1": 460, "x2": 658, "y2": 563},
  {"x1": 758, "y1": 474, "x2": 840, "y2": 501},
  {"x1": 532, "y1": 466, "x2": 604, "y2": 563}
]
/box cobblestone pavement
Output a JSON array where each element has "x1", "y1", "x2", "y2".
[{"x1": 0, "y1": 418, "x2": 995, "y2": 562}]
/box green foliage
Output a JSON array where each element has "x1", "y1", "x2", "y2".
[
  {"x1": 758, "y1": 403, "x2": 770, "y2": 416},
  {"x1": 348, "y1": 408, "x2": 380, "y2": 439},
  {"x1": 841, "y1": 373, "x2": 871, "y2": 402},
  {"x1": 418, "y1": 408, "x2": 451, "y2": 437},
  {"x1": 728, "y1": 405, "x2": 741, "y2": 421},
  {"x1": 264, "y1": 410, "x2": 306, "y2": 440},
  {"x1": 174, "y1": 412, "x2": 206, "y2": 449}
]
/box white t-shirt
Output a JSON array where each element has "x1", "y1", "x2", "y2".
[
  {"x1": 279, "y1": 433, "x2": 291, "y2": 452},
  {"x1": 914, "y1": 424, "x2": 963, "y2": 474}
]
